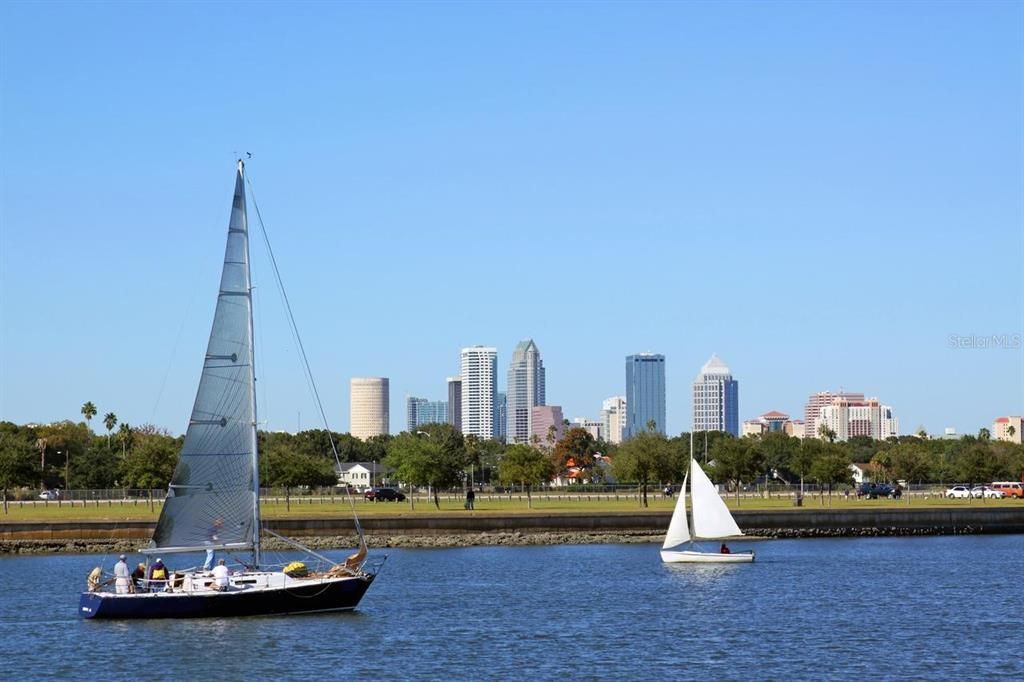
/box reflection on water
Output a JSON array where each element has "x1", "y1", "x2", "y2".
[{"x1": 3, "y1": 536, "x2": 1023, "y2": 678}]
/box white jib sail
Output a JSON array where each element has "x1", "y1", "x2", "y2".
[
  {"x1": 662, "y1": 471, "x2": 691, "y2": 549},
  {"x1": 690, "y1": 458, "x2": 744, "y2": 539}
]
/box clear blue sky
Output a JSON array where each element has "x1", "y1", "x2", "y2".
[{"x1": 1, "y1": 1, "x2": 1021, "y2": 437}]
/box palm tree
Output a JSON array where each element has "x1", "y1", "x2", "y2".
[
  {"x1": 81, "y1": 401, "x2": 97, "y2": 431},
  {"x1": 1009, "y1": 425, "x2": 1017, "y2": 440},
  {"x1": 978, "y1": 427, "x2": 991, "y2": 441},
  {"x1": 36, "y1": 437, "x2": 48, "y2": 489},
  {"x1": 117, "y1": 423, "x2": 132, "y2": 459},
  {"x1": 103, "y1": 412, "x2": 118, "y2": 446}
]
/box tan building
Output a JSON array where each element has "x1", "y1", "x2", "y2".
[
  {"x1": 350, "y1": 377, "x2": 389, "y2": 440},
  {"x1": 993, "y1": 416, "x2": 1023, "y2": 444}
]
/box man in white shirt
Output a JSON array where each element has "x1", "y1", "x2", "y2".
[
  {"x1": 211, "y1": 559, "x2": 231, "y2": 591},
  {"x1": 113, "y1": 555, "x2": 131, "y2": 594}
]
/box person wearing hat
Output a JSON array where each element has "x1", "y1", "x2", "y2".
[
  {"x1": 148, "y1": 558, "x2": 168, "y2": 592},
  {"x1": 113, "y1": 554, "x2": 131, "y2": 594}
]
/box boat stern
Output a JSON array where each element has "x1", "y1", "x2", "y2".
[{"x1": 79, "y1": 592, "x2": 104, "y2": 618}]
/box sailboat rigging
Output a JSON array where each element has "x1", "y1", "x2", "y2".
[
  {"x1": 660, "y1": 434, "x2": 755, "y2": 564},
  {"x1": 79, "y1": 161, "x2": 379, "y2": 618}
]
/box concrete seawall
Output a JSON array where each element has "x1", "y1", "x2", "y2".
[{"x1": 2, "y1": 507, "x2": 1023, "y2": 548}]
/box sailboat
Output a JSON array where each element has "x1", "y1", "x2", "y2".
[
  {"x1": 660, "y1": 455, "x2": 755, "y2": 564},
  {"x1": 79, "y1": 161, "x2": 379, "y2": 618}
]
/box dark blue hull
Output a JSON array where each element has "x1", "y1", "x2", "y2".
[{"x1": 79, "y1": 575, "x2": 374, "y2": 619}]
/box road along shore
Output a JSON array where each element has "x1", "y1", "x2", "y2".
[{"x1": 2, "y1": 507, "x2": 1022, "y2": 554}]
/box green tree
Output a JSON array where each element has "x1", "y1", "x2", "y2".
[
  {"x1": 888, "y1": 441, "x2": 930, "y2": 486},
  {"x1": 612, "y1": 431, "x2": 673, "y2": 508},
  {"x1": 978, "y1": 427, "x2": 991, "y2": 441},
  {"x1": 73, "y1": 436, "x2": 120, "y2": 489},
  {"x1": 385, "y1": 431, "x2": 467, "y2": 509},
  {"x1": 1008, "y1": 425, "x2": 1017, "y2": 440},
  {"x1": 81, "y1": 401, "x2": 97, "y2": 430},
  {"x1": 103, "y1": 412, "x2": 118, "y2": 446},
  {"x1": 552, "y1": 427, "x2": 597, "y2": 478},
  {"x1": 119, "y1": 427, "x2": 180, "y2": 490},
  {"x1": 709, "y1": 437, "x2": 764, "y2": 505},
  {"x1": 117, "y1": 422, "x2": 133, "y2": 460},
  {"x1": 756, "y1": 431, "x2": 800, "y2": 483},
  {"x1": 0, "y1": 430, "x2": 36, "y2": 513},
  {"x1": 955, "y1": 442, "x2": 1001, "y2": 495},
  {"x1": 264, "y1": 441, "x2": 336, "y2": 510},
  {"x1": 792, "y1": 439, "x2": 822, "y2": 496},
  {"x1": 809, "y1": 444, "x2": 853, "y2": 506},
  {"x1": 498, "y1": 444, "x2": 555, "y2": 508}
]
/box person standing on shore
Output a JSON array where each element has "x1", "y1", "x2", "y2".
[{"x1": 465, "y1": 488, "x2": 475, "y2": 510}]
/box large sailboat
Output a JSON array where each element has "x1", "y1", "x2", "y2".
[
  {"x1": 660, "y1": 455, "x2": 755, "y2": 564},
  {"x1": 80, "y1": 161, "x2": 379, "y2": 618}
]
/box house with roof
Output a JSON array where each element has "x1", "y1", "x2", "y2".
[
  {"x1": 335, "y1": 461, "x2": 394, "y2": 489},
  {"x1": 848, "y1": 462, "x2": 881, "y2": 485}
]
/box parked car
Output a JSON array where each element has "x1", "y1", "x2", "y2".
[
  {"x1": 991, "y1": 482, "x2": 1024, "y2": 499},
  {"x1": 945, "y1": 485, "x2": 971, "y2": 499},
  {"x1": 970, "y1": 486, "x2": 1005, "y2": 499},
  {"x1": 364, "y1": 487, "x2": 406, "y2": 502},
  {"x1": 38, "y1": 489, "x2": 61, "y2": 500},
  {"x1": 857, "y1": 482, "x2": 897, "y2": 499}
]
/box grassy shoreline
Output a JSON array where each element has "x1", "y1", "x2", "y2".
[{"x1": 3, "y1": 493, "x2": 1019, "y2": 522}]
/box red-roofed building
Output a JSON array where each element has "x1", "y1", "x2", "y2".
[{"x1": 993, "y1": 416, "x2": 1022, "y2": 444}]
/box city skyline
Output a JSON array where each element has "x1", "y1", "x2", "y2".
[{"x1": 2, "y1": 2, "x2": 1021, "y2": 437}]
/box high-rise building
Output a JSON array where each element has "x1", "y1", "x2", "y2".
[
  {"x1": 506, "y1": 339, "x2": 546, "y2": 444},
  {"x1": 601, "y1": 396, "x2": 626, "y2": 444},
  {"x1": 814, "y1": 397, "x2": 898, "y2": 441},
  {"x1": 460, "y1": 346, "x2": 497, "y2": 439},
  {"x1": 495, "y1": 392, "x2": 507, "y2": 442},
  {"x1": 446, "y1": 377, "x2": 462, "y2": 432},
  {"x1": 625, "y1": 353, "x2": 666, "y2": 438},
  {"x1": 531, "y1": 405, "x2": 565, "y2": 445},
  {"x1": 406, "y1": 397, "x2": 447, "y2": 431},
  {"x1": 993, "y1": 416, "x2": 1023, "y2": 444},
  {"x1": 803, "y1": 391, "x2": 865, "y2": 438},
  {"x1": 349, "y1": 377, "x2": 389, "y2": 440},
  {"x1": 572, "y1": 417, "x2": 603, "y2": 441},
  {"x1": 692, "y1": 354, "x2": 739, "y2": 436}
]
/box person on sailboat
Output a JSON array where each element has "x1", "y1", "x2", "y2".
[
  {"x1": 113, "y1": 555, "x2": 131, "y2": 594},
  {"x1": 131, "y1": 563, "x2": 147, "y2": 592},
  {"x1": 149, "y1": 558, "x2": 169, "y2": 591},
  {"x1": 211, "y1": 559, "x2": 231, "y2": 591},
  {"x1": 720, "y1": 543, "x2": 731, "y2": 554}
]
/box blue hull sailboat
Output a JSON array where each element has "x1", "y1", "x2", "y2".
[{"x1": 80, "y1": 161, "x2": 378, "y2": 619}]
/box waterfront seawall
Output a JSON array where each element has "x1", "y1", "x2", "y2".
[{"x1": 2, "y1": 507, "x2": 1023, "y2": 554}]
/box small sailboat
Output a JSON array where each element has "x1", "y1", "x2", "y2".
[
  {"x1": 79, "y1": 161, "x2": 379, "y2": 618},
  {"x1": 660, "y1": 455, "x2": 755, "y2": 564}
]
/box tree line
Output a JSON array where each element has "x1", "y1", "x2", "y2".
[{"x1": 2, "y1": 404, "x2": 1022, "y2": 509}]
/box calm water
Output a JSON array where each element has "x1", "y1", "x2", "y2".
[{"x1": 2, "y1": 535, "x2": 1022, "y2": 679}]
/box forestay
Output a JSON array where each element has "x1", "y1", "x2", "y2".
[
  {"x1": 689, "y1": 458, "x2": 743, "y2": 540},
  {"x1": 151, "y1": 164, "x2": 258, "y2": 553}
]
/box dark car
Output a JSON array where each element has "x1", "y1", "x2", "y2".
[
  {"x1": 857, "y1": 482, "x2": 899, "y2": 499},
  {"x1": 364, "y1": 487, "x2": 406, "y2": 502}
]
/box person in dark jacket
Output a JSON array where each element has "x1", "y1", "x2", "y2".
[
  {"x1": 465, "y1": 488, "x2": 476, "y2": 510},
  {"x1": 148, "y1": 558, "x2": 169, "y2": 591}
]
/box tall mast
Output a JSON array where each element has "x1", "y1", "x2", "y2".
[{"x1": 239, "y1": 159, "x2": 261, "y2": 568}]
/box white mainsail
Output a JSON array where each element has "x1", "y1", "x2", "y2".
[
  {"x1": 690, "y1": 458, "x2": 743, "y2": 539},
  {"x1": 151, "y1": 161, "x2": 259, "y2": 558},
  {"x1": 661, "y1": 471, "x2": 690, "y2": 549}
]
